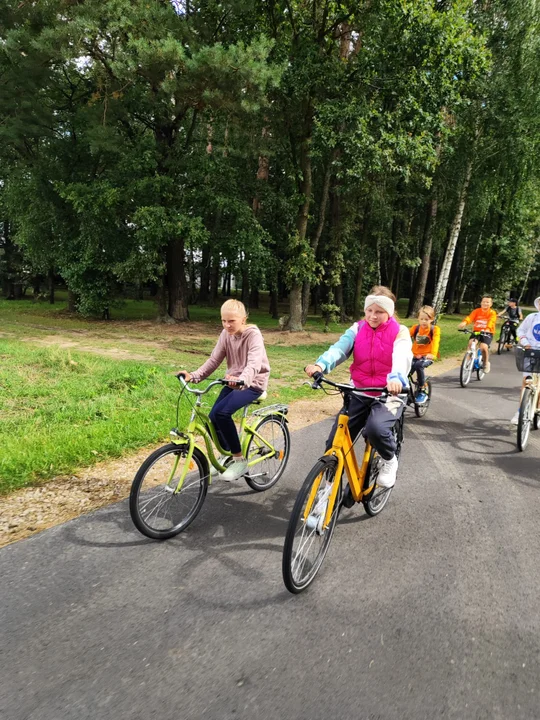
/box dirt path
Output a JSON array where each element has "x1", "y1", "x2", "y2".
[{"x1": 0, "y1": 357, "x2": 461, "y2": 549}]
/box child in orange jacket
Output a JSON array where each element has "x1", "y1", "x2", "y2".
[
  {"x1": 410, "y1": 305, "x2": 441, "y2": 403},
  {"x1": 458, "y1": 295, "x2": 497, "y2": 373}
]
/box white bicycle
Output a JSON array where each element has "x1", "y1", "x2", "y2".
[{"x1": 515, "y1": 347, "x2": 540, "y2": 451}]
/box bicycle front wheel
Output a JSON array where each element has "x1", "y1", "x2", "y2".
[
  {"x1": 245, "y1": 415, "x2": 291, "y2": 492},
  {"x1": 129, "y1": 444, "x2": 209, "y2": 539},
  {"x1": 477, "y1": 360, "x2": 485, "y2": 381},
  {"x1": 517, "y1": 389, "x2": 533, "y2": 451},
  {"x1": 282, "y1": 457, "x2": 342, "y2": 594},
  {"x1": 460, "y1": 352, "x2": 474, "y2": 387},
  {"x1": 363, "y1": 449, "x2": 393, "y2": 516},
  {"x1": 497, "y1": 330, "x2": 506, "y2": 355}
]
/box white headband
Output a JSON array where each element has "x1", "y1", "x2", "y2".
[{"x1": 364, "y1": 294, "x2": 395, "y2": 316}]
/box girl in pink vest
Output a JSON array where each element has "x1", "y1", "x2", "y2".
[{"x1": 305, "y1": 286, "x2": 412, "y2": 489}]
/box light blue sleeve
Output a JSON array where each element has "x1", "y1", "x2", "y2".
[{"x1": 315, "y1": 323, "x2": 358, "y2": 373}]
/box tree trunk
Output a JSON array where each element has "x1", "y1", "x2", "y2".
[
  {"x1": 269, "y1": 288, "x2": 279, "y2": 319},
  {"x1": 156, "y1": 272, "x2": 171, "y2": 321},
  {"x1": 210, "y1": 254, "x2": 220, "y2": 304},
  {"x1": 68, "y1": 289, "x2": 78, "y2": 313},
  {"x1": 166, "y1": 238, "x2": 190, "y2": 321},
  {"x1": 199, "y1": 245, "x2": 211, "y2": 303},
  {"x1": 241, "y1": 262, "x2": 250, "y2": 305},
  {"x1": 335, "y1": 281, "x2": 345, "y2": 322},
  {"x1": 48, "y1": 269, "x2": 55, "y2": 304},
  {"x1": 445, "y1": 237, "x2": 462, "y2": 313},
  {"x1": 249, "y1": 286, "x2": 259, "y2": 309},
  {"x1": 221, "y1": 262, "x2": 228, "y2": 296},
  {"x1": 188, "y1": 243, "x2": 197, "y2": 304},
  {"x1": 409, "y1": 197, "x2": 438, "y2": 317},
  {"x1": 288, "y1": 285, "x2": 303, "y2": 331},
  {"x1": 353, "y1": 198, "x2": 371, "y2": 317},
  {"x1": 432, "y1": 159, "x2": 473, "y2": 314},
  {"x1": 288, "y1": 105, "x2": 313, "y2": 332},
  {"x1": 301, "y1": 157, "x2": 333, "y2": 324}
]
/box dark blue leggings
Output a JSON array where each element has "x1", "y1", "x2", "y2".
[
  {"x1": 411, "y1": 357, "x2": 428, "y2": 387},
  {"x1": 208, "y1": 386, "x2": 262, "y2": 454}
]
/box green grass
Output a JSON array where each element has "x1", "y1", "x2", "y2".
[
  {"x1": 0, "y1": 336, "x2": 329, "y2": 494},
  {"x1": 0, "y1": 292, "x2": 518, "y2": 494}
]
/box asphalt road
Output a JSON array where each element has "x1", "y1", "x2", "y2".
[{"x1": 1, "y1": 351, "x2": 540, "y2": 720}]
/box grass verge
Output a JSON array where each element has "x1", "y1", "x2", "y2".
[{"x1": 0, "y1": 294, "x2": 498, "y2": 495}]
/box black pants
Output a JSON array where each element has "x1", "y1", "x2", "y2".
[
  {"x1": 411, "y1": 357, "x2": 428, "y2": 388},
  {"x1": 325, "y1": 394, "x2": 404, "y2": 461}
]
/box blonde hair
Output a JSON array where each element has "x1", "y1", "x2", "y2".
[
  {"x1": 418, "y1": 305, "x2": 435, "y2": 322},
  {"x1": 221, "y1": 299, "x2": 248, "y2": 318},
  {"x1": 369, "y1": 285, "x2": 398, "y2": 319}
]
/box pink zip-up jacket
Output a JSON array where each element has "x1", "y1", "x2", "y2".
[{"x1": 190, "y1": 325, "x2": 270, "y2": 392}]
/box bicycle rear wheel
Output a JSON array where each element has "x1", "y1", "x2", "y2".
[
  {"x1": 414, "y1": 378, "x2": 432, "y2": 418},
  {"x1": 244, "y1": 415, "x2": 291, "y2": 492},
  {"x1": 517, "y1": 388, "x2": 533, "y2": 451},
  {"x1": 282, "y1": 457, "x2": 342, "y2": 594},
  {"x1": 130, "y1": 444, "x2": 209, "y2": 539},
  {"x1": 460, "y1": 352, "x2": 474, "y2": 387}
]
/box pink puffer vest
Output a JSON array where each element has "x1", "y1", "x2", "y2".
[{"x1": 350, "y1": 318, "x2": 400, "y2": 388}]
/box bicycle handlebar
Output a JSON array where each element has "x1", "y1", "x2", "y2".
[
  {"x1": 176, "y1": 375, "x2": 244, "y2": 395},
  {"x1": 309, "y1": 372, "x2": 407, "y2": 401}
]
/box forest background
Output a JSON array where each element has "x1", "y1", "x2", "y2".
[{"x1": 1, "y1": 0, "x2": 540, "y2": 502}]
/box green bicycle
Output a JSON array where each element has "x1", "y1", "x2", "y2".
[{"x1": 129, "y1": 376, "x2": 290, "y2": 539}]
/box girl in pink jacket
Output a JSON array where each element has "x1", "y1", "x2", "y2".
[
  {"x1": 305, "y1": 286, "x2": 412, "y2": 489},
  {"x1": 178, "y1": 299, "x2": 270, "y2": 481}
]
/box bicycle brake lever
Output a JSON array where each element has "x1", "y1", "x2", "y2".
[{"x1": 303, "y1": 380, "x2": 321, "y2": 390}]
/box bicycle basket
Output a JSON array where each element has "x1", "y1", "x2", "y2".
[{"x1": 515, "y1": 347, "x2": 540, "y2": 373}]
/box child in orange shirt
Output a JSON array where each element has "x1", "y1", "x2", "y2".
[
  {"x1": 458, "y1": 295, "x2": 497, "y2": 373},
  {"x1": 410, "y1": 305, "x2": 441, "y2": 403}
]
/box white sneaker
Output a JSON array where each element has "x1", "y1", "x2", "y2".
[
  {"x1": 306, "y1": 483, "x2": 333, "y2": 533},
  {"x1": 220, "y1": 458, "x2": 248, "y2": 482},
  {"x1": 485, "y1": 361, "x2": 491, "y2": 373},
  {"x1": 377, "y1": 455, "x2": 398, "y2": 488},
  {"x1": 510, "y1": 410, "x2": 520, "y2": 425},
  {"x1": 210, "y1": 455, "x2": 229, "y2": 478}
]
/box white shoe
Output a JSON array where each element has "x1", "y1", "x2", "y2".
[
  {"x1": 510, "y1": 410, "x2": 520, "y2": 425},
  {"x1": 306, "y1": 483, "x2": 332, "y2": 532},
  {"x1": 220, "y1": 458, "x2": 248, "y2": 482},
  {"x1": 377, "y1": 455, "x2": 398, "y2": 488},
  {"x1": 210, "y1": 455, "x2": 229, "y2": 478},
  {"x1": 485, "y1": 362, "x2": 491, "y2": 373}
]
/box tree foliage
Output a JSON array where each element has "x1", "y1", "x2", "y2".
[{"x1": 1, "y1": 0, "x2": 539, "y2": 322}]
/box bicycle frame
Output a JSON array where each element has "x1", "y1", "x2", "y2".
[
  {"x1": 301, "y1": 377, "x2": 406, "y2": 531},
  {"x1": 169, "y1": 380, "x2": 287, "y2": 492},
  {"x1": 463, "y1": 334, "x2": 482, "y2": 368},
  {"x1": 525, "y1": 373, "x2": 540, "y2": 412}
]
